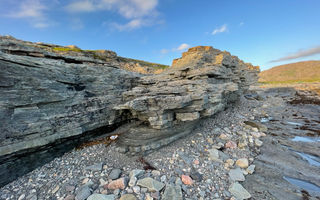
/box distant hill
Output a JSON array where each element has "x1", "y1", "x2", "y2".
[{"x1": 259, "y1": 61, "x2": 320, "y2": 83}]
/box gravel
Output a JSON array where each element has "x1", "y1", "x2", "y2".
[{"x1": 0, "y1": 96, "x2": 265, "y2": 200}]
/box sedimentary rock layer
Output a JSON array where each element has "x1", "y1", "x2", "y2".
[
  {"x1": 115, "y1": 46, "x2": 259, "y2": 154},
  {"x1": 0, "y1": 36, "x2": 140, "y2": 186},
  {"x1": 0, "y1": 36, "x2": 259, "y2": 186}
]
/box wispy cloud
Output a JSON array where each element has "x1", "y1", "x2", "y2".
[
  {"x1": 270, "y1": 46, "x2": 320, "y2": 63},
  {"x1": 161, "y1": 43, "x2": 191, "y2": 54},
  {"x1": 212, "y1": 24, "x2": 228, "y2": 35},
  {"x1": 4, "y1": 0, "x2": 54, "y2": 28},
  {"x1": 66, "y1": 0, "x2": 160, "y2": 31},
  {"x1": 239, "y1": 22, "x2": 244, "y2": 26},
  {"x1": 65, "y1": 0, "x2": 97, "y2": 13},
  {"x1": 7, "y1": 0, "x2": 46, "y2": 18},
  {"x1": 176, "y1": 43, "x2": 190, "y2": 51}
]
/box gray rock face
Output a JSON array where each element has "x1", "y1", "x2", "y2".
[
  {"x1": 115, "y1": 46, "x2": 259, "y2": 153},
  {"x1": 0, "y1": 37, "x2": 259, "y2": 186},
  {"x1": 0, "y1": 36, "x2": 140, "y2": 186}
]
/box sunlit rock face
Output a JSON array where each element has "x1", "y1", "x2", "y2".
[
  {"x1": 0, "y1": 37, "x2": 258, "y2": 185},
  {"x1": 115, "y1": 46, "x2": 260, "y2": 154}
]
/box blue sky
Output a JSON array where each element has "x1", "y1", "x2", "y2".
[{"x1": 0, "y1": 0, "x2": 320, "y2": 70}]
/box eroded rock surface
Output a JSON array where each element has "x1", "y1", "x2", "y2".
[
  {"x1": 0, "y1": 36, "x2": 140, "y2": 186},
  {"x1": 0, "y1": 36, "x2": 259, "y2": 186},
  {"x1": 115, "y1": 46, "x2": 259, "y2": 154}
]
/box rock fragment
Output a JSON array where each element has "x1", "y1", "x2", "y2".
[
  {"x1": 229, "y1": 182, "x2": 251, "y2": 200},
  {"x1": 236, "y1": 158, "x2": 249, "y2": 169},
  {"x1": 137, "y1": 177, "x2": 165, "y2": 192}
]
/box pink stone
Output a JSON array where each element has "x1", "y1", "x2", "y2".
[
  {"x1": 181, "y1": 175, "x2": 193, "y2": 185},
  {"x1": 225, "y1": 141, "x2": 237, "y2": 149},
  {"x1": 107, "y1": 178, "x2": 127, "y2": 190}
]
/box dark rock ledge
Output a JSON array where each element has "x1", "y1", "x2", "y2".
[{"x1": 0, "y1": 36, "x2": 259, "y2": 187}]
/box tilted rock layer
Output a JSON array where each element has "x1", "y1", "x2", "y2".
[
  {"x1": 0, "y1": 36, "x2": 259, "y2": 185},
  {"x1": 115, "y1": 46, "x2": 259, "y2": 153}
]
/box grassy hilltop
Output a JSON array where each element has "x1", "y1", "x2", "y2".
[{"x1": 259, "y1": 60, "x2": 320, "y2": 84}]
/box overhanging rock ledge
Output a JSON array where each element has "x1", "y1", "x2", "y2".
[{"x1": 0, "y1": 36, "x2": 259, "y2": 186}]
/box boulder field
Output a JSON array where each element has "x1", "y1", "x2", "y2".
[{"x1": 0, "y1": 36, "x2": 259, "y2": 186}]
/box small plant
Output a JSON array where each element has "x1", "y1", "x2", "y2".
[{"x1": 52, "y1": 47, "x2": 83, "y2": 52}]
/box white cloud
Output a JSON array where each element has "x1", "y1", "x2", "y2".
[
  {"x1": 7, "y1": 0, "x2": 46, "y2": 18},
  {"x1": 117, "y1": 0, "x2": 158, "y2": 19},
  {"x1": 270, "y1": 46, "x2": 320, "y2": 63},
  {"x1": 112, "y1": 19, "x2": 144, "y2": 31},
  {"x1": 212, "y1": 24, "x2": 228, "y2": 35},
  {"x1": 4, "y1": 0, "x2": 54, "y2": 29},
  {"x1": 161, "y1": 43, "x2": 191, "y2": 54},
  {"x1": 65, "y1": 0, "x2": 158, "y2": 18},
  {"x1": 176, "y1": 43, "x2": 190, "y2": 51},
  {"x1": 239, "y1": 22, "x2": 244, "y2": 26},
  {"x1": 66, "y1": 0, "x2": 160, "y2": 31},
  {"x1": 65, "y1": 0, "x2": 97, "y2": 13}
]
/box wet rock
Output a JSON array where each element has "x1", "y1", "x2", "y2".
[
  {"x1": 137, "y1": 177, "x2": 165, "y2": 192},
  {"x1": 87, "y1": 194, "x2": 115, "y2": 200},
  {"x1": 162, "y1": 184, "x2": 183, "y2": 200},
  {"x1": 229, "y1": 182, "x2": 251, "y2": 199},
  {"x1": 109, "y1": 169, "x2": 122, "y2": 180}
]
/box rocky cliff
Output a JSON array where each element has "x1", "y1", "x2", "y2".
[
  {"x1": 115, "y1": 46, "x2": 259, "y2": 154},
  {"x1": 0, "y1": 36, "x2": 259, "y2": 186}
]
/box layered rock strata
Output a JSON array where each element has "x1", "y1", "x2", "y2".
[
  {"x1": 0, "y1": 36, "x2": 259, "y2": 186},
  {"x1": 0, "y1": 36, "x2": 140, "y2": 186},
  {"x1": 115, "y1": 46, "x2": 259, "y2": 154}
]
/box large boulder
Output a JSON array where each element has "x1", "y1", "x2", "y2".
[
  {"x1": 115, "y1": 46, "x2": 259, "y2": 154},
  {"x1": 0, "y1": 36, "x2": 140, "y2": 186}
]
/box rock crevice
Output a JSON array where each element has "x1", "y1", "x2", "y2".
[
  {"x1": 0, "y1": 36, "x2": 259, "y2": 186},
  {"x1": 115, "y1": 46, "x2": 259, "y2": 154}
]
